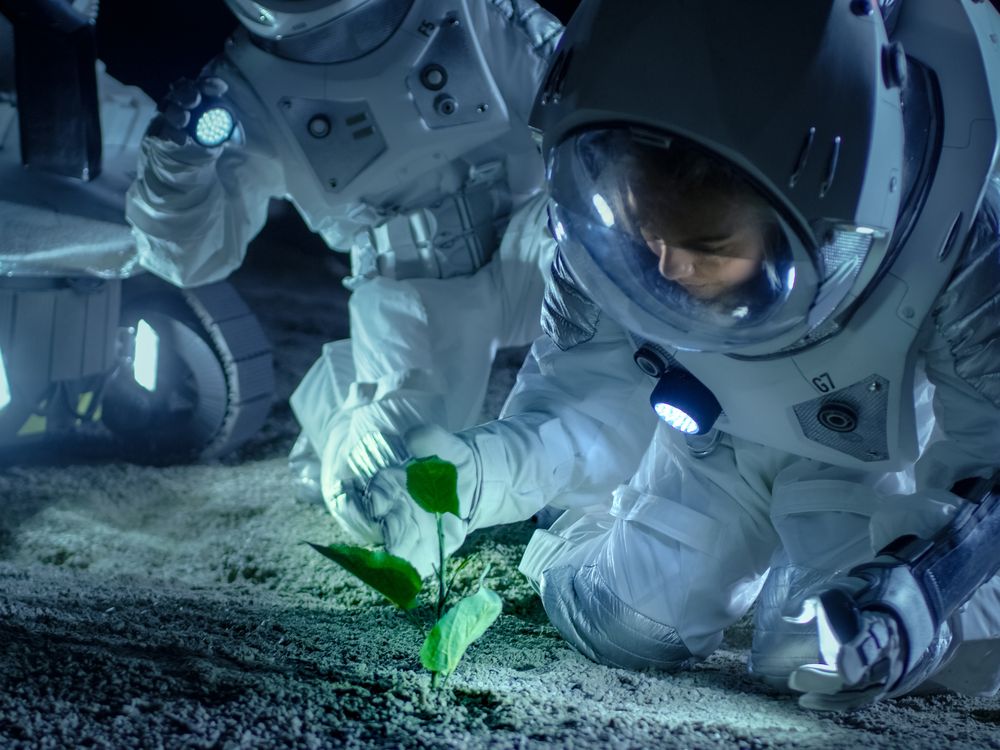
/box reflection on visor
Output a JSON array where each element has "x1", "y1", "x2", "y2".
[{"x1": 592, "y1": 193, "x2": 615, "y2": 227}]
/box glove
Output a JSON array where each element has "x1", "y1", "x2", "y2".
[
  {"x1": 146, "y1": 76, "x2": 232, "y2": 150},
  {"x1": 785, "y1": 574, "x2": 947, "y2": 712},
  {"x1": 321, "y1": 425, "x2": 483, "y2": 579},
  {"x1": 785, "y1": 583, "x2": 905, "y2": 711}
]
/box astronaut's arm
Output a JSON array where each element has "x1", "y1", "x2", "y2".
[
  {"x1": 788, "y1": 185, "x2": 1000, "y2": 710},
  {"x1": 917, "y1": 185, "x2": 1000, "y2": 492},
  {"x1": 125, "y1": 55, "x2": 286, "y2": 288},
  {"x1": 474, "y1": 0, "x2": 563, "y2": 107},
  {"x1": 464, "y1": 0, "x2": 562, "y2": 199},
  {"x1": 460, "y1": 248, "x2": 658, "y2": 525},
  {"x1": 485, "y1": 322, "x2": 657, "y2": 515},
  {"x1": 331, "y1": 253, "x2": 657, "y2": 574}
]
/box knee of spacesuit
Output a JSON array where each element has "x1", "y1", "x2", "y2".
[
  {"x1": 538, "y1": 563, "x2": 697, "y2": 672},
  {"x1": 748, "y1": 563, "x2": 829, "y2": 690}
]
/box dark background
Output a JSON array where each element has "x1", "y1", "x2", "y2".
[
  {"x1": 23, "y1": 0, "x2": 1000, "y2": 101},
  {"x1": 94, "y1": 0, "x2": 581, "y2": 100}
]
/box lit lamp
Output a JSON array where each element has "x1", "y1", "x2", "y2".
[
  {"x1": 648, "y1": 367, "x2": 722, "y2": 436},
  {"x1": 132, "y1": 319, "x2": 160, "y2": 392},
  {"x1": 187, "y1": 99, "x2": 236, "y2": 148},
  {"x1": 0, "y1": 346, "x2": 10, "y2": 411}
]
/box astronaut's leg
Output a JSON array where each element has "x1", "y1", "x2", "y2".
[
  {"x1": 519, "y1": 428, "x2": 778, "y2": 670},
  {"x1": 299, "y1": 257, "x2": 528, "y2": 499},
  {"x1": 288, "y1": 339, "x2": 357, "y2": 502},
  {"x1": 291, "y1": 275, "x2": 458, "y2": 488},
  {"x1": 292, "y1": 195, "x2": 552, "y2": 505}
]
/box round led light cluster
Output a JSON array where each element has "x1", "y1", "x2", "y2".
[
  {"x1": 648, "y1": 367, "x2": 722, "y2": 435},
  {"x1": 653, "y1": 402, "x2": 701, "y2": 434},
  {"x1": 194, "y1": 107, "x2": 236, "y2": 148}
]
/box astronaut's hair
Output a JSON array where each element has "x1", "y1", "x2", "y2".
[
  {"x1": 619, "y1": 136, "x2": 776, "y2": 251},
  {"x1": 603, "y1": 132, "x2": 786, "y2": 314}
]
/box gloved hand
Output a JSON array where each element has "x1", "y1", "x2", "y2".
[
  {"x1": 785, "y1": 581, "x2": 906, "y2": 711},
  {"x1": 784, "y1": 567, "x2": 950, "y2": 712},
  {"x1": 322, "y1": 425, "x2": 483, "y2": 579},
  {"x1": 146, "y1": 76, "x2": 232, "y2": 150}
]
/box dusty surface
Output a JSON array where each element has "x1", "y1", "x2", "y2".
[{"x1": 2, "y1": 209, "x2": 1000, "y2": 750}]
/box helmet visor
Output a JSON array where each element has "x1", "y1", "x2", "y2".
[
  {"x1": 246, "y1": 0, "x2": 347, "y2": 12},
  {"x1": 548, "y1": 128, "x2": 825, "y2": 352}
]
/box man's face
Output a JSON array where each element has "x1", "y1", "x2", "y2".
[{"x1": 639, "y1": 203, "x2": 766, "y2": 301}]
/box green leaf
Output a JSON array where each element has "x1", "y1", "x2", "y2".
[
  {"x1": 307, "y1": 542, "x2": 422, "y2": 611},
  {"x1": 420, "y1": 586, "x2": 502, "y2": 677},
  {"x1": 406, "y1": 456, "x2": 460, "y2": 517}
]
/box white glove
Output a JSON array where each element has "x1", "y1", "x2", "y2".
[
  {"x1": 785, "y1": 580, "x2": 915, "y2": 712},
  {"x1": 787, "y1": 602, "x2": 902, "y2": 710},
  {"x1": 321, "y1": 425, "x2": 482, "y2": 579}
]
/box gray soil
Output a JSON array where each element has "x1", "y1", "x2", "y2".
[{"x1": 2, "y1": 207, "x2": 999, "y2": 749}]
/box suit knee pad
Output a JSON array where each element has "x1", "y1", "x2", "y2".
[
  {"x1": 749, "y1": 564, "x2": 828, "y2": 688},
  {"x1": 539, "y1": 563, "x2": 695, "y2": 671}
]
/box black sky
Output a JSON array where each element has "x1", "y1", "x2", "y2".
[{"x1": 94, "y1": 0, "x2": 580, "y2": 100}]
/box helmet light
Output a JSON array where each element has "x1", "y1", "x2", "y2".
[{"x1": 649, "y1": 368, "x2": 722, "y2": 436}]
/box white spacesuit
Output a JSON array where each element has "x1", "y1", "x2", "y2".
[
  {"x1": 344, "y1": 0, "x2": 1000, "y2": 711},
  {"x1": 125, "y1": 0, "x2": 561, "y2": 496}
]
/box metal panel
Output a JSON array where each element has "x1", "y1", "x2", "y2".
[
  {"x1": 81, "y1": 283, "x2": 115, "y2": 376},
  {"x1": 11, "y1": 290, "x2": 55, "y2": 390},
  {"x1": 793, "y1": 374, "x2": 890, "y2": 462},
  {"x1": 49, "y1": 289, "x2": 87, "y2": 381}
]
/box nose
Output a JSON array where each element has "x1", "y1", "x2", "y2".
[{"x1": 655, "y1": 244, "x2": 696, "y2": 281}]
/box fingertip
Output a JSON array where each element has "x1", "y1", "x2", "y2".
[
  {"x1": 405, "y1": 424, "x2": 462, "y2": 461},
  {"x1": 788, "y1": 664, "x2": 843, "y2": 695},
  {"x1": 166, "y1": 80, "x2": 201, "y2": 110},
  {"x1": 201, "y1": 76, "x2": 229, "y2": 97},
  {"x1": 783, "y1": 596, "x2": 818, "y2": 625},
  {"x1": 161, "y1": 103, "x2": 191, "y2": 130}
]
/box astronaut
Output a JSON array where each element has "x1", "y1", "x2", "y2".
[
  {"x1": 125, "y1": 0, "x2": 561, "y2": 497},
  {"x1": 336, "y1": 0, "x2": 1000, "y2": 711}
]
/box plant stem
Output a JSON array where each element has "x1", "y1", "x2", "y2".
[{"x1": 436, "y1": 513, "x2": 446, "y2": 621}]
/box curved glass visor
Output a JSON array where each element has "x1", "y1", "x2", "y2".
[
  {"x1": 254, "y1": 0, "x2": 350, "y2": 11},
  {"x1": 547, "y1": 128, "x2": 822, "y2": 352}
]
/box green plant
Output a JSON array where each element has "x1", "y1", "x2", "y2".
[{"x1": 308, "y1": 456, "x2": 502, "y2": 687}]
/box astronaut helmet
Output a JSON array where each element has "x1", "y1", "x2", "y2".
[
  {"x1": 533, "y1": 0, "x2": 906, "y2": 356},
  {"x1": 223, "y1": 0, "x2": 380, "y2": 39}
]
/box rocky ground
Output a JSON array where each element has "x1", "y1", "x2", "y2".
[{"x1": 2, "y1": 208, "x2": 999, "y2": 749}]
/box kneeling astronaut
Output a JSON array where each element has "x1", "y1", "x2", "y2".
[
  {"x1": 331, "y1": 0, "x2": 1000, "y2": 711},
  {"x1": 126, "y1": 0, "x2": 561, "y2": 496}
]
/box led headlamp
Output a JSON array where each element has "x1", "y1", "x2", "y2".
[{"x1": 634, "y1": 344, "x2": 722, "y2": 435}]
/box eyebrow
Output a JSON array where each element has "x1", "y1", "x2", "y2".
[
  {"x1": 683, "y1": 234, "x2": 731, "y2": 245},
  {"x1": 679, "y1": 235, "x2": 747, "y2": 257}
]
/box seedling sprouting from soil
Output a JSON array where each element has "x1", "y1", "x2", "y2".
[{"x1": 308, "y1": 456, "x2": 502, "y2": 687}]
